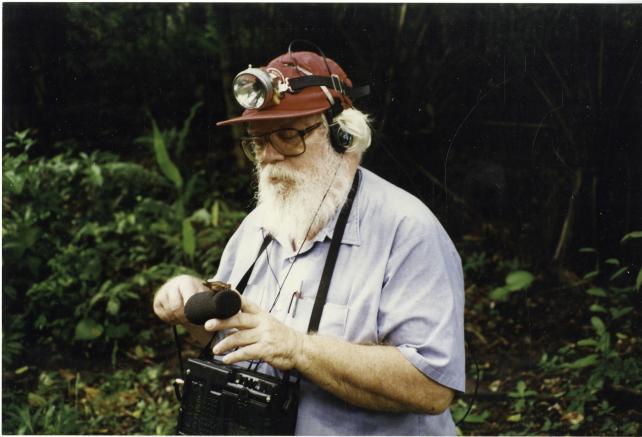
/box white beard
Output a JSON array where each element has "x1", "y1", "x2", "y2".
[{"x1": 255, "y1": 152, "x2": 353, "y2": 250}]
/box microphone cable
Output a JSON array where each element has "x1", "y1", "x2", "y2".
[{"x1": 172, "y1": 325, "x2": 185, "y2": 378}]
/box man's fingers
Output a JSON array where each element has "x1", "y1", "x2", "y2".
[
  {"x1": 221, "y1": 343, "x2": 262, "y2": 365},
  {"x1": 204, "y1": 312, "x2": 257, "y2": 332},
  {"x1": 153, "y1": 298, "x2": 164, "y2": 318},
  {"x1": 154, "y1": 299, "x2": 171, "y2": 323},
  {"x1": 213, "y1": 329, "x2": 259, "y2": 355},
  {"x1": 166, "y1": 286, "x2": 184, "y2": 313}
]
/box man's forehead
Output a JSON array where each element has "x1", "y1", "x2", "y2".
[{"x1": 246, "y1": 115, "x2": 321, "y2": 133}]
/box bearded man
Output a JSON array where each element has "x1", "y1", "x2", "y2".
[{"x1": 154, "y1": 46, "x2": 465, "y2": 435}]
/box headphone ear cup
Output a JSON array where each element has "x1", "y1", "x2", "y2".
[{"x1": 329, "y1": 124, "x2": 353, "y2": 153}]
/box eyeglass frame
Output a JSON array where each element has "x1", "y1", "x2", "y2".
[{"x1": 240, "y1": 121, "x2": 324, "y2": 162}]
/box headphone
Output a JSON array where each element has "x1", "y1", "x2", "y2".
[
  {"x1": 329, "y1": 124, "x2": 353, "y2": 153},
  {"x1": 325, "y1": 102, "x2": 353, "y2": 154}
]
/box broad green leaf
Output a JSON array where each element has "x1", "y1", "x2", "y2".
[
  {"x1": 507, "y1": 413, "x2": 521, "y2": 422},
  {"x1": 516, "y1": 380, "x2": 526, "y2": 393},
  {"x1": 27, "y1": 393, "x2": 46, "y2": 407},
  {"x1": 583, "y1": 271, "x2": 599, "y2": 280},
  {"x1": 3, "y1": 172, "x2": 25, "y2": 194},
  {"x1": 591, "y1": 316, "x2": 606, "y2": 335},
  {"x1": 177, "y1": 101, "x2": 203, "y2": 157},
  {"x1": 184, "y1": 173, "x2": 201, "y2": 206},
  {"x1": 489, "y1": 286, "x2": 511, "y2": 301},
  {"x1": 74, "y1": 318, "x2": 103, "y2": 341},
  {"x1": 134, "y1": 345, "x2": 143, "y2": 358},
  {"x1": 539, "y1": 353, "x2": 548, "y2": 365},
  {"x1": 106, "y1": 298, "x2": 120, "y2": 316},
  {"x1": 577, "y1": 338, "x2": 598, "y2": 347},
  {"x1": 598, "y1": 332, "x2": 611, "y2": 351},
  {"x1": 152, "y1": 119, "x2": 183, "y2": 189},
  {"x1": 610, "y1": 306, "x2": 633, "y2": 320},
  {"x1": 182, "y1": 218, "x2": 195, "y2": 258},
  {"x1": 88, "y1": 163, "x2": 103, "y2": 187},
  {"x1": 211, "y1": 200, "x2": 220, "y2": 227},
  {"x1": 89, "y1": 285, "x2": 108, "y2": 308},
  {"x1": 542, "y1": 418, "x2": 552, "y2": 432},
  {"x1": 636, "y1": 267, "x2": 642, "y2": 291},
  {"x1": 505, "y1": 270, "x2": 534, "y2": 291},
  {"x1": 621, "y1": 230, "x2": 642, "y2": 242},
  {"x1": 15, "y1": 366, "x2": 29, "y2": 375},
  {"x1": 605, "y1": 258, "x2": 620, "y2": 266},
  {"x1": 563, "y1": 353, "x2": 599, "y2": 369},
  {"x1": 609, "y1": 266, "x2": 628, "y2": 282},
  {"x1": 579, "y1": 247, "x2": 597, "y2": 253},
  {"x1": 589, "y1": 304, "x2": 607, "y2": 313},
  {"x1": 586, "y1": 287, "x2": 606, "y2": 297},
  {"x1": 463, "y1": 409, "x2": 490, "y2": 423}
]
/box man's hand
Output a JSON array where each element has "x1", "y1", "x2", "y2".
[
  {"x1": 205, "y1": 295, "x2": 304, "y2": 371},
  {"x1": 153, "y1": 274, "x2": 206, "y2": 325}
]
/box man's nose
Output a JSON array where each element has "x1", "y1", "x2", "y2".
[{"x1": 259, "y1": 142, "x2": 285, "y2": 164}]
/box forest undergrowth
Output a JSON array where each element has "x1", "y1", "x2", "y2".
[{"x1": 3, "y1": 128, "x2": 640, "y2": 435}]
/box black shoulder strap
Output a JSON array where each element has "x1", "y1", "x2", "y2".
[
  {"x1": 307, "y1": 171, "x2": 360, "y2": 333},
  {"x1": 236, "y1": 234, "x2": 273, "y2": 293}
]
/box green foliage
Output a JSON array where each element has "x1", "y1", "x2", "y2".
[
  {"x1": 451, "y1": 399, "x2": 491, "y2": 425},
  {"x1": 3, "y1": 125, "x2": 247, "y2": 434},
  {"x1": 152, "y1": 118, "x2": 183, "y2": 190},
  {"x1": 2, "y1": 128, "x2": 246, "y2": 368},
  {"x1": 489, "y1": 270, "x2": 535, "y2": 301},
  {"x1": 140, "y1": 103, "x2": 218, "y2": 263},
  {"x1": 536, "y1": 240, "x2": 641, "y2": 433},
  {"x1": 2, "y1": 364, "x2": 178, "y2": 434}
]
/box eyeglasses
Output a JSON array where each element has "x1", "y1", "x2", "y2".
[{"x1": 240, "y1": 122, "x2": 324, "y2": 162}]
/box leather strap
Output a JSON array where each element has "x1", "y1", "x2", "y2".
[
  {"x1": 236, "y1": 234, "x2": 273, "y2": 294},
  {"x1": 307, "y1": 170, "x2": 360, "y2": 333},
  {"x1": 288, "y1": 76, "x2": 370, "y2": 101}
]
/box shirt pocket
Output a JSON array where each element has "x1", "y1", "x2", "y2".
[
  {"x1": 240, "y1": 283, "x2": 272, "y2": 311},
  {"x1": 285, "y1": 298, "x2": 348, "y2": 338},
  {"x1": 318, "y1": 302, "x2": 349, "y2": 338}
]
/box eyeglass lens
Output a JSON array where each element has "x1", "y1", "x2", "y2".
[{"x1": 241, "y1": 129, "x2": 305, "y2": 161}]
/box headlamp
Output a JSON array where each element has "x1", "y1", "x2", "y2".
[{"x1": 233, "y1": 67, "x2": 289, "y2": 110}]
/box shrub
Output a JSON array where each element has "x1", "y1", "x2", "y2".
[{"x1": 2, "y1": 128, "x2": 246, "y2": 367}]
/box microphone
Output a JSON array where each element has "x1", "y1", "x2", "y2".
[{"x1": 184, "y1": 289, "x2": 241, "y2": 325}]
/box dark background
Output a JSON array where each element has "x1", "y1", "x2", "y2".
[
  {"x1": 5, "y1": 3, "x2": 640, "y2": 264},
  {"x1": 3, "y1": 3, "x2": 641, "y2": 435}
]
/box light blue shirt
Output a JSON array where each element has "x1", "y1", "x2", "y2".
[{"x1": 212, "y1": 167, "x2": 465, "y2": 435}]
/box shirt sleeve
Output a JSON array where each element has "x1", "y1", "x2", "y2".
[{"x1": 377, "y1": 214, "x2": 466, "y2": 392}]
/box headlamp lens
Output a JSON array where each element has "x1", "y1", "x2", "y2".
[
  {"x1": 233, "y1": 69, "x2": 275, "y2": 109},
  {"x1": 233, "y1": 73, "x2": 265, "y2": 109}
]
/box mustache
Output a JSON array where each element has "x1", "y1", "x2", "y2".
[{"x1": 258, "y1": 162, "x2": 305, "y2": 182}]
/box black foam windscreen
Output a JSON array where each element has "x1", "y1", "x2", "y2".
[{"x1": 184, "y1": 289, "x2": 241, "y2": 325}]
